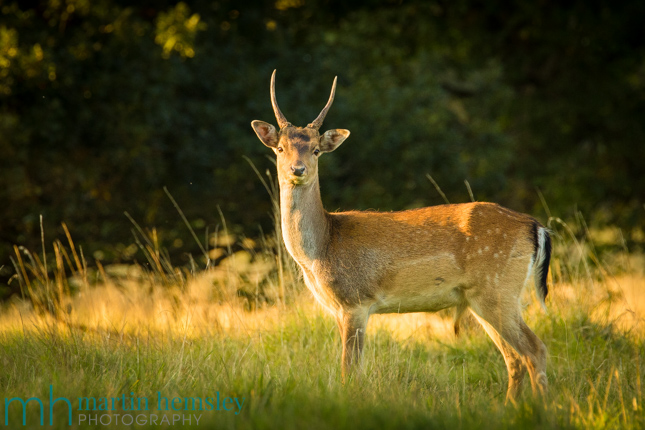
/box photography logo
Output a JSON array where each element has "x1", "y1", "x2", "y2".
[{"x1": 4, "y1": 385, "x2": 245, "y2": 426}]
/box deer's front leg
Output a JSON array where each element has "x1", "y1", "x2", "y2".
[{"x1": 338, "y1": 310, "x2": 368, "y2": 381}]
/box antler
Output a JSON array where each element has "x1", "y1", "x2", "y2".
[
  {"x1": 271, "y1": 70, "x2": 290, "y2": 129},
  {"x1": 307, "y1": 76, "x2": 337, "y2": 130}
]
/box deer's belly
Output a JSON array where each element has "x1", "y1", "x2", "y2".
[
  {"x1": 371, "y1": 286, "x2": 463, "y2": 314},
  {"x1": 371, "y1": 254, "x2": 466, "y2": 314}
]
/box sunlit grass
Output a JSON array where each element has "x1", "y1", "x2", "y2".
[{"x1": 2, "y1": 210, "x2": 645, "y2": 428}]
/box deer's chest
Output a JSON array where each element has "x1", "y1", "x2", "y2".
[{"x1": 299, "y1": 265, "x2": 344, "y2": 318}]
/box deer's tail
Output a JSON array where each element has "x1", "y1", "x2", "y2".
[{"x1": 532, "y1": 224, "x2": 552, "y2": 312}]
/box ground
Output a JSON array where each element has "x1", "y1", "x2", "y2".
[{"x1": 2, "y1": 222, "x2": 644, "y2": 429}]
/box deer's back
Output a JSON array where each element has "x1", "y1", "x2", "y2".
[{"x1": 317, "y1": 202, "x2": 541, "y2": 310}]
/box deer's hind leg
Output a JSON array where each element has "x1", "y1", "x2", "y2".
[
  {"x1": 470, "y1": 311, "x2": 527, "y2": 402},
  {"x1": 469, "y1": 294, "x2": 548, "y2": 401}
]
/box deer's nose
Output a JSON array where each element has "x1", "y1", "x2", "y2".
[{"x1": 291, "y1": 165, "x2": 306, "y2": 177}]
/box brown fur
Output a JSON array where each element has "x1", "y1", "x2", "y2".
[{"x1": 251, "y1": 72, "x2": 549, "y2": 401}]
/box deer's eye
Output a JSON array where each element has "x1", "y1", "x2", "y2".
[
  {"x1": 313, "y1": 149, "x2": 320, "y2": 156},
  {"x1": 277, "y1": 147, "x2": 284, "y2": 153}
]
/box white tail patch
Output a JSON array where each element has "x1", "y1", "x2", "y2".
[
  {"x1": 533, "y1": 227, "x2": 550, "y2": 312},
  {"x1": 520, "y1": 226, "x2": 550, "y2": 313}
]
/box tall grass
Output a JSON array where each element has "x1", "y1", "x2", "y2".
[{"x1": 2, "y1": 193, "x2": 645, "y2": 428}]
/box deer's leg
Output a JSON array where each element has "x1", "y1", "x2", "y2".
[
  {"x1": 470, "y1": 311, "x2": 527, "y2": 402},
  {"x1": 518, "y1": 319, "x2": 548, "y2": 396},
  {"x1": 470, "y1": 297, "x2": 548, "y2": 400},
  {"x1": 337, "y1": 309, "x2": 368, "y2": 381}
]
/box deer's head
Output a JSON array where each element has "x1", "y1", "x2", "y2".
[{"x1": 252, "y1": 70, "x2": 350, "y2": 186}]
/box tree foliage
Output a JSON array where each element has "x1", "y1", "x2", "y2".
[{"x1": 1, "y1": 0, "x2": 643, "y2": 270}]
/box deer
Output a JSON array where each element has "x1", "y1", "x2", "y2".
[{"x1": 251, "y1": 70, "x2": 551, "y2": 401}]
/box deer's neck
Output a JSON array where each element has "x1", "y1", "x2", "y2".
[{"x1": 279, "y1": 178, "x2": 330, "y2": 267}]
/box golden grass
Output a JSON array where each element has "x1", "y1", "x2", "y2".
[
  {"x1": 4, "y1": 259, "x2": 644, "y2": 346},
  {"x1": 2, "y1": 218, "x2": 645, "y2": 429}
]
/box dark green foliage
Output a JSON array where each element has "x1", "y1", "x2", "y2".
[{"x1": 1, "y1": 0, "x2": 643, "y2": 272}]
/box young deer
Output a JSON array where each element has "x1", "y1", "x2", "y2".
[{"x1": 251, "y1": 70, "x2": 551, "y2": 401}]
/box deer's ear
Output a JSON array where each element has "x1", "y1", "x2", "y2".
[
  {"x1": 251, "y1": 120, "x2": 279, "y2": 148},
  {"x1": 320, "y1": 129, "x2": 350, "y2": 153}
]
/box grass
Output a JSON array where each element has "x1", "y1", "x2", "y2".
[{"x1": 2, "y1": 208, "x2": 645, "y2": 428}]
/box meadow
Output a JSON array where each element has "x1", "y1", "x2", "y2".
[
  {"x1": 2, "y1": 210, "x2": 645, "y2": 429},
  {"x1": 3, "y1": 2, "x2": 643, "y2": 428}
]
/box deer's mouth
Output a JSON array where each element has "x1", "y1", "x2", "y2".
[
  {"x1": 289, "y1": 176, "x2": 309, "y2": 185},
  {"x1": 286, "y1": 171, "x2": 313, "y2": 185}
]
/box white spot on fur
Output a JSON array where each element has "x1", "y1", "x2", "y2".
[
  {"x1": 487, "y1": 229, "x2": 492, "y2": 235},
  {"x1": 494, "y1": 253, "x2": 499, "y2": 258},
  {"x1": 478, "y1": 248, "x2": 482, "y2": 255},
  {"x1": 484, "y1": 246, "x2": 490, "y2": 252}
]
